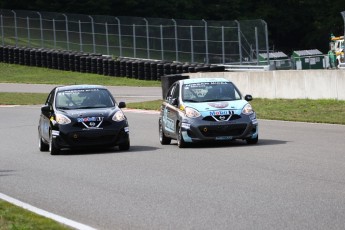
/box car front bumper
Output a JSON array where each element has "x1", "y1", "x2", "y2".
[
  {"x1": 180, "y1": 115, "x2": 258, "y2": 143},
  {"x1": 52, "y1": 121, "x2": 129, "y2": 149}
]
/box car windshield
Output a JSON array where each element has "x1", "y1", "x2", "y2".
[
  {"x1": 182, "y1": 81, "x2": 241, "y2": 102},
  {"x1": 55, "y1": 88, "x2": 115, "y2": 110}
]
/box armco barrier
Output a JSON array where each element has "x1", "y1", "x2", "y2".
[{"x1": 190, "y1": 70, "x2": 345, "y2": 100}]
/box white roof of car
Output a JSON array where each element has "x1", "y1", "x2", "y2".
[
  {"x1": 180, "y1": 78, "x2": 230, "y2": 84},
  {"x1": 56, "y1": 84, "x2": 106, "y2": 91}
]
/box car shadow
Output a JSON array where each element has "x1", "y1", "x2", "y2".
[
  {"x1": 0, "y1": 170, "x2": 15, "y2": 177},
  {"x1": 58, "y1": 145, "x2": 159, "y2": 155},
  {"x1": 171, "y1": 138, "x2": 288, "y2": 148}
]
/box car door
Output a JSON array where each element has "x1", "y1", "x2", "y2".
[
  {"x1": 162, "y1": 82, "x2": 180, "y2": 137},
  {"x1": 39, "y1": 89, "x2": 55, "y2": 141}
]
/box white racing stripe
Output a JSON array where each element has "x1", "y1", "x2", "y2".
[{"x1": 0, "y1": 193, "x2": 97, "y2": 230}]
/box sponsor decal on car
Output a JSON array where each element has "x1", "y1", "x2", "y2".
[
  {"x1": 209, "y1": 110, "x2": 231, "y2": 116},
  {"x1": 207, "y1": 102, "x2": 229, "y2": 108},
  {"x1": 77, "y1": 117, "x2": 103, "y2": 123}
]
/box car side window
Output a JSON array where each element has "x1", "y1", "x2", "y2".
[
  {"x1": 172, "y1": 83, "x2": 179, "y2": 100},
  {"x1": 166, "y1": 84, "x2": 176, "y2": 101},
  {"x1": 45, "y1": 89, "x2": 55, "y2": 106}
]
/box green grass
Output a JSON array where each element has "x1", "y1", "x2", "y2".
[
  {"x1": 0, "y1": 93, "x2": 48, "y2": 105},
  {"x1": 126, "y1": 98, "x2": 345, "y2": 125},
  {"x1": 1, "y1": 92, "x2": 344, "y2": 125},
  {"x1": 0, "y1": 200, "x2": 72, "y2": 230},
  {"x1": 0, "y1": 63, "x2": 161, "y2": 87}
]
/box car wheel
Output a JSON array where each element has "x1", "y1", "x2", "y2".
[
  {"x1": 246, "y1": 135, "x2": 258, "y2": 144},
  {"x1": 159, "y1": 119, "x2": 171, "y2": 145},
  {"x1": 38, "y1": 134, "x2": 49, "y2": 152},
  {"x1": 119, "y1": 140, "x2": 130, "y2": 151},
  {"x1": 177, "y1": 122, "x2": 187, "y2": 148},
  {"x1": 49, "y1": 131, "x2": 60, "y2": 155}
]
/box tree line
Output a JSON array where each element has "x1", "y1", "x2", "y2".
[{"x1": 1, "y1": 0, "x2": 344, "y2": 53}]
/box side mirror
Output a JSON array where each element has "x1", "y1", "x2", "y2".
[
  {"x1": 118, "y1": 102, "x2": 126, "y2": 108},
  {"x1": 171, "y1": 98, "x2": 178, "y2": 106},
  {"x1": 244, "y1": 95, "x2": 253, "y2": 101},
  {"x1": 41, "y1": 105, "x2": 51, "y2": 113}
]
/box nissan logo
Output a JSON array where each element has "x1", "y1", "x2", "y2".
[{"x1": 219, "y1": 116, "x2": 226, "y2": 120}]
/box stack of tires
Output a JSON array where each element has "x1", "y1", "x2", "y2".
[{"x1": 0, "y1": 45, "x2": 226, "y2": 81}]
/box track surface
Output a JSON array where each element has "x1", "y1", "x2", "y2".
[{"x1": 1, "y1": 105, "x2": 345, "y2": 230}]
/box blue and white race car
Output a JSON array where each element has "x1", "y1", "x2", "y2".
[{"x1": 159, "y1": 78, "x2": 258, "y2": 148}]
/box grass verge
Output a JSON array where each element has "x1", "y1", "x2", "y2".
[
  {"x1": 0, "y1": 63, "x2": 161, "y2": 87},
  {"x1": 0, "y1": 200, "x2": 72, "y2": 230},
  {"x1": 1, "y1": 92, "x2": 345, "y2": 125}
]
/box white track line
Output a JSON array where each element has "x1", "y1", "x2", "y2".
[
  {"x1": 124, "y1": 108, "x2": 160, "y2": 114},
  {"x1": 0, "y1": 193, "x2": 97, "y2": 230}
]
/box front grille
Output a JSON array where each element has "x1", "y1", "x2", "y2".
[
  {"x1": 199, "y1": 123, "x2": 247, "y2": 137},
  {"x1": 73, "y1": 120, "x2": 113, "y2": 129},
  {"x1": 203, "y1": 114, "x2": 241, "y2": 122},
  {"x1": 68, "y1": 131, "x2": 116, "y2": 144}
]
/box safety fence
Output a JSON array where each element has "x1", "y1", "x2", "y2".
[{"x1": 0, "y1": 9, "x2": 269, "y2": 65}]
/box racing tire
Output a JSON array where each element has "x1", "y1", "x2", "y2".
[
  {"x1": 159, "y1": 120, "x2": 171, "y2": 145},
  {"x1": 119, "y1": 140, "x2": 130, "y2": 151},
  {"x1": 39, "y1": 135, "x2": 49, "y2": 151},
  {"x1": 246, "y1": 135, "x2": 258, "y2": 145},
  {"x1": 177, "y1": 122, "x2": 187, "y2": 148},
  {"x1": 49, "y1": 131, "x2": 60, "y2": 155}
]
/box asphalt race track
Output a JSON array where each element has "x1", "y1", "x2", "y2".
[{"x1": 1, "y1": 104, "x2": 345, "y2": 230}]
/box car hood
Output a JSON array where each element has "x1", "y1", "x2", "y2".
[
  {"x1": 59, "y1": 107, "x2": 117, "y2": 118},
  {"x1": 183, "y1": 100, "x2": 248, "y2": 113}
]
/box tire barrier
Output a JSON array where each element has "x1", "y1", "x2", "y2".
[
  {"x1": 0, "y1": 46, "x2": 3, "y2": 62},
  {"x1": 102, "y1": 58, "x2": 109, "y2": 76},
  {"x1": 35, "y1": 50, "x2": 42, "y2": 67},
  {"x1": 108, "y1": 59, "x2": 115, "y2": 76},
  {"x1": 8, "y1": 47, "x2": 14, "y2": 64},
  {"x1": 0, "y1": 45, "x2": 225, "y2": 81},
  {"x1": 161, "y1": 74, "x2": 190, "y2": 99},
  {"x1": 114, "y1": 59, "x2": 120, "y2": 77},
  {"x1": 13, "y1": 47, "x2": 19, "y2": 64},
  {"x1": 3, "y1": 46, "x2": 9, "y2": 63},
  {"x1": 132, "y1": 61, "x2": 138, "y2": 79},
  {"x1": 126, "y1": 60, "x2": 133, "y2": 78},
  {"x1": 138, "y1": 61, "x2": 145, "y2": 80}
]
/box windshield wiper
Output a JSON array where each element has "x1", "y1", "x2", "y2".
[
  {"x1": 77, "y1": 106, "x2": 95, "y2": 109},
  {"x1": 202, "y1": 99, "x2": 221, "y2": 102},
  {"x1": 183, "y1": 99, "x2": 200, "y2": 102},
  {"x1": 57, "y1": 107, "x2": 71, "y2": 110}
]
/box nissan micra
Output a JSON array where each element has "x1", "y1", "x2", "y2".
[
  {"x1": 159, "y1": 78, "x2": 258, "y2": 148},
  {"x1": 38, "y1": 85, "x2": 130, "y2": 155}
]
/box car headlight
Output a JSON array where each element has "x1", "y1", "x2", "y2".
[
  {"x1": 112, "y1": 110, "x2": 126, "y2": 122},
  {"x1": 55, "y1": 114, "x2": 71, "y2": 124},
  {"x1": 242, "y1": 103, "x2": 254, "y2": 115},
  {"x1": 185, "y1": 107, "x2": 201, "y2": 118}
]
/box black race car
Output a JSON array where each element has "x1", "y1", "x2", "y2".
[{"x1": 38, "y1": 85, "x2": 130, "y2": 155}]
